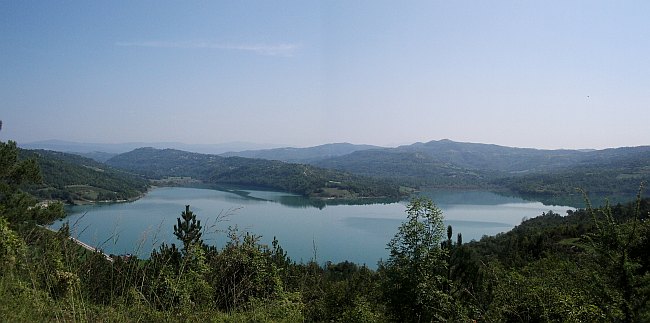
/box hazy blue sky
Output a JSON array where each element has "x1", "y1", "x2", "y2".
[{"x1": 2, "y1": 1, "x2": 649, "y2": 149}]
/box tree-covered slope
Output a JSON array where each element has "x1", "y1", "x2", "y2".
[
  {"x1": 106, "y1": 147, "x2": 218, "y2": 179},
  {"x1": 20, "y1": 149, "x2": 149, "y2": 203},
  {"x1": 394, "y1": 139, "x2": 587, "y2": 173},
  {"x1": 494, "y1": 147, "x2": 650, "y2": 206},
  {"x1": 314, "y1": 149, "x2": 494, "y2": 188},
  {"x1": 107, "y1": 148, "x2": 402, "y2": 199},
  {"x1": 312, "y1": 140, "x2": 650, "y2": 205},
  {"x1": 221, "y1": 142, "x2": 383, "y2": 163}
]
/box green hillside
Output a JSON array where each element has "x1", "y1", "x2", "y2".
[
  {"x1": 221, "y1": 142, "x2": 383, "y2": 163},
  {"x1": 494, "y1": 147, "x2": 650, "y2": 206},
  {"x1": 20, "y1": 149, "x2": 149, "y2": 204},
  {"x1": 395, "y1": 139, "x2": 587, "y2": 173},
  {"x1": 106, "y1": 148, "x2": 402, "y2": 199},
  {"x1": 313, "y1": 140, "x2": 650, "y2": 206},
  {"x1": 314, "y1": 149, "x2": 494, "y2": 188}
]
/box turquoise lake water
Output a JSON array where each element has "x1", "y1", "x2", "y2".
[{"x1": 53, "y1": 187, "x2": 573, "y2": 268}]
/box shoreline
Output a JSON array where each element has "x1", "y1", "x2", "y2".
[
  {"x1": 63, "y1": 182, "x2": 589, "y2": 210},
  {"x1": 70, "y1": 185, "x2": 154, "y2": 206}
]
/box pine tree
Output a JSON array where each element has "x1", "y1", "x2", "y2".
[{"x1": 173, "y1": 205, "x2": 203, "y2": 252}]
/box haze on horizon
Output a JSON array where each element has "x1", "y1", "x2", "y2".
[{"x1": 2, "y1": 1, "x2": 649, "y2": 151}]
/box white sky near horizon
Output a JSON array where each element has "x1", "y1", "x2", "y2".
[{"x1": 1, "y1": 1, "x2": 649, "y2": 150}]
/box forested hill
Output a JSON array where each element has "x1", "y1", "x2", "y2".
[
  {"x1": 309, "y1": 140, "x2": 650, "y2": 205},
  {"x1": 309, "y1": 140, "x2": 590, "y2": 188},
  {"x1": 106, "y1": 148, "x2": 402, "y2": 199},
  {"x1": 393, "y1": 139, "x2": 587, "y2": 173},
  {"x1": 313, "y1": 149, "x2": 494, "y2": 188},
  {"x1": 222, "y1": 139, "x2": 590, "y2": 173},
  {"x1": 315, "y1": 139, "x2": 648, "y2": 176},
  {"x1": 20, "y1": 149, "x2": 149, "y2": 204},
  {"x1": 221, "y1": 142, "x2": 382, "y2": 163},
  {"x1": 494, "y1": 146, "x2": 650, "y2": 206}
]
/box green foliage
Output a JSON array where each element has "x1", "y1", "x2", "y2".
[
  {"x1": 581, "y1": 188, "x2": 650, "y2": 322},
  {"x1": 0, "y1": 140, "x2": 41, "y2": 188},
  {"x1": 1, "y1": 140, "x2": 42, "y2": 226},
  {"x1": 245, "y1": 291, "x2": 305, "y2": 322},
  {"x1": 456, "y1": 193, "x2": 650, "y2": 321},
  {"x1": 1, "y1": 141, "x2": 66, "y2": 231},
  {"x1": 209, "y1": 227, "x2": 284, "y2": 311},
  {"x1": 484, "y1": 258, "x2": 606, "y2": 322},
  {"x1": 140, "y1": 206, "x2": 289, "y2": 315},
  {"x1": 145, "y1": 238, "x2": 213, "y2": 311},
  {"x1": 380, "y1": 197, "x2": 456, "y2": 322},
  {"x1": 295, "y1": 261, "x2": 386, "y2": 322},
  {"x1": 174, "y1": 205, "x2": 203, "y2": 253},
  {"x1": 0, "y1": 275, "x2": 58, "y2": 322},
  {"x1": 0, "y1": 217, "x2": 26, "y2": 273}
]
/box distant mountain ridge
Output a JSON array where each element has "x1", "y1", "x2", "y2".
[
  {"x1": 391, "y1": 139, "x2": 588, "y2": 173},
  {"x1": 221, "y1": 143, "x2": 383, "y2": 163},
  {"x1": 20, "y1": 140, "x2": 282, "y2": 155},
  {"x1": 314, "y1": 139, "x2": 649, "y2": 173},
  {"x1": 219, "y1": 139, "x2": 639, "y2": 173},
  {"x1": 227, "y1": 139, "x2": 648, "y2": 206},
  {"x1": 315, "y1": 140, "x2": 650, "y2": 202}
]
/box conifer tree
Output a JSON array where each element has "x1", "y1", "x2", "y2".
[{"x1": 173, "y1": 205, "x2": 203, "y2": 252}]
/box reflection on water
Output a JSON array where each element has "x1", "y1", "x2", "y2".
[
  {"x1": 416, "y1": 190, "x2": 525, "y2": 206},
  {"x1": 344, "y1": 217, "x2": 511, "y2": 236},
  {"x1": 275, "y1": 195, "x2": 399, "y2": 209},
  {"x1": 54, "y1": 187, "x2": 573, "y2": 268},
  {"x1": 195, "y1": 184, "x2": 399, "y2": 209}
]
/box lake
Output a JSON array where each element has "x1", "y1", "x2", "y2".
[{"x1": 52, "y1": 187, "x2": 573, "y2": 268}]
